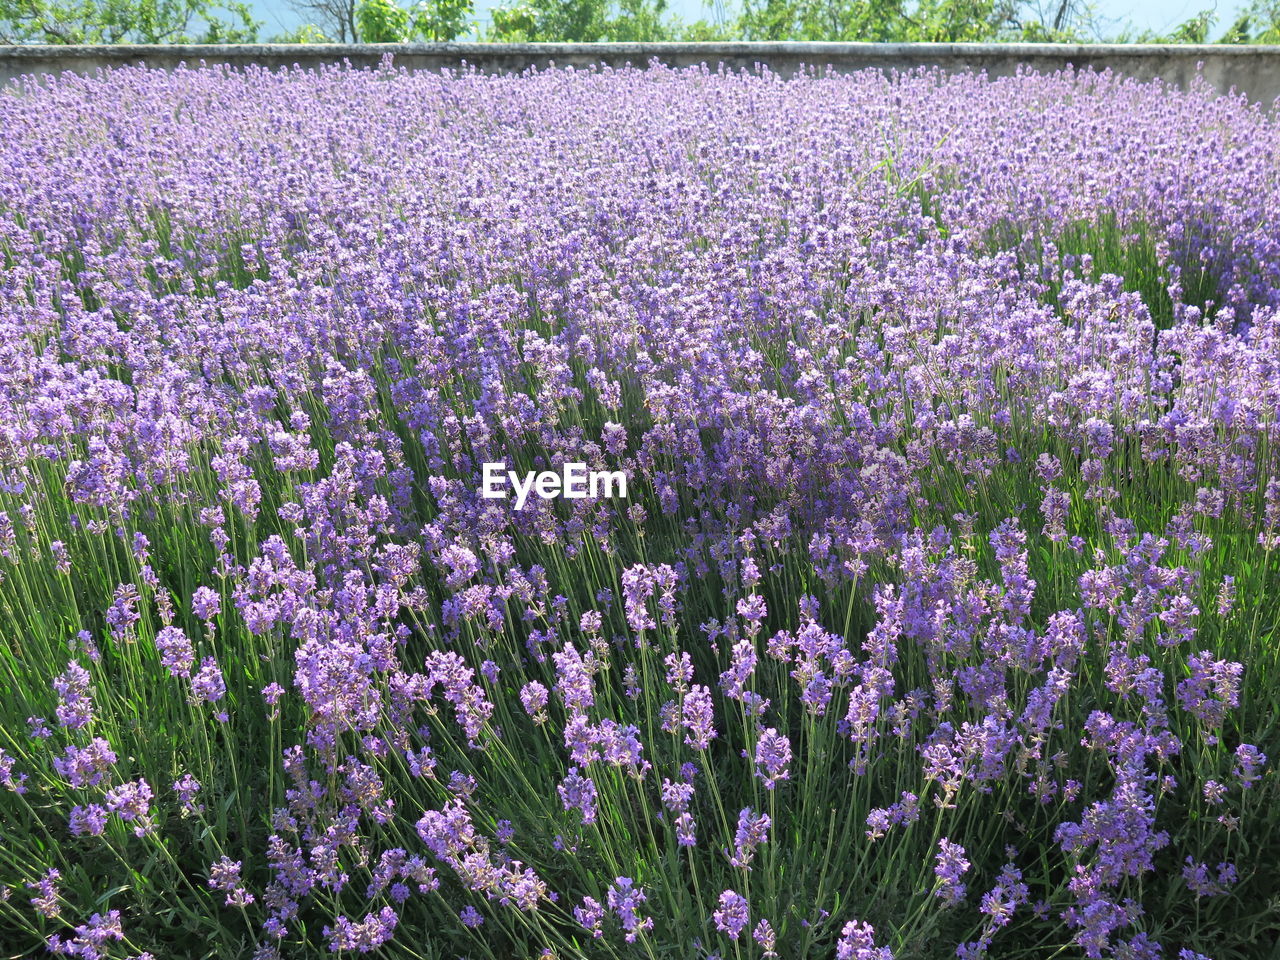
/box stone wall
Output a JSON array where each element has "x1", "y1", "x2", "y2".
[{"x1": 3, "y1": 42, "x2": 1280, "y2": 106}]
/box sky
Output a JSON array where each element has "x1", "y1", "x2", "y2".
[{"x1": 242, "y1": 0, "x2": 1250, "y2": 40}]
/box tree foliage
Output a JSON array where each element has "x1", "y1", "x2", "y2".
[
  {"x1": 485, "y1": 0, "x2": 675, "y2": 41},
  {"x1": 355, "y1": 0, "x2": 410, "y2": 39},
  {"x1": 486, "y1": 0, "x2": 1082, "y2": 43},
  {"x1": 286, "y1": 0, "x2": 357, "y2": 42},
  {"x1": 271, "y1": 22, "x2": 331, "y2": 41},
  {"x1": 739, "y1": 0, "x2": 1018, "y2": 42},
  {"x1": 1215, "y1": 1, "x2": 1280, "y2": 43},
  {"x1": 353, "y1": 0, "x2": 473, "y2": 40},
  {"x1": 413, "y1": 0, "x2": 472, "y2": 40},
  {"x1": 0, "y1": 0, "x2": 259, "y2": 42},
  {"x1": 5, "y1": 0, "x2": 1280, "y2": 46}
]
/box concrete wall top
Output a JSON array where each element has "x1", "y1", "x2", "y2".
[{"x1": 3, "y1": 42, "x2": 1280, "y2": 107}]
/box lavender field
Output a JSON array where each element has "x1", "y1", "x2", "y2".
[{"x1": 0, "y1": 61, "x2": 1278, "y2": 960}]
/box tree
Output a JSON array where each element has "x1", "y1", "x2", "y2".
[
  {"x1": 1219, "y1": 0, "x2": 1280, "y2": 42},
  {"x1": 351, "y1": 0, "x2": 474, "y2": 41},
  {"x1": 907, "y1": 0, "x2": 1020, "y2": 40},
  {"x1": 1165, "y1": 8, "x2": 1214, "y2": 43},
  {"x1": 488, "y1": 1, "x2": 537, "y2": 39},
  {"x1": 675, "y1": 14, "x2": 736, "y2": 39},
  {"x1": 0, "y1": 0, "x2": 259, "y2": 43},
  {"x1": 288, "y1": 0, "x2": 359, "y2": 42},
  {"x1": 270, "y1": 22, "x2": 331, "y2": 41},
  {"x1": 355, "y1": 0, "x2": 409, "y2": 39},
  {"x1": 738, "y1": 0, "x2": 1017, "y2": 42},
  {"x1": 605, "y1": 0, "x2": 670, "y2": 40},
  {"x1": 1012, "y1": 0, "x2": 1119, "y2": 40},
  {"x1": 738, "y1": 0, "x2": 799, "y2": 39},
  {"x1": 526, "y1": 0, "x2": 609, "y2": 41},
  {"x1": 488, "y1": 0, "x2": 670, "y2": 41},
  {"x1": 412, "y1": 0, "x2": 473, "y2": 41}
]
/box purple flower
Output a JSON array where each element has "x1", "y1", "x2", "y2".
[
  {"x1": 713, "y1": 889, "x2": 750, "y2": 940},
  {"x1": 52, "y1": 661, "x2": 93, "y2": 730},
  {"x1": 47, "y1": 909, "x2": 125, "y2": 956},
  {"x1": 4, "y1": 62, "x2": 1280, "y2": 960},
  {"x1": 0, "y1": 747, "x2": 28, "y2": 794},
  {"x1": 753, "y1": 727, "x2": 791, "y2": 789},
  {"x1": 261, "y1": 681, "x2": 285, "y2": 720},
  {"x1": 104, "y1": 778, "x2": 154, "y2": 835},
  {"x1": 934, "y1": 838, "x2": 970, "y2": 905},
  {"x1": 552, "y1": 645, "x2": 595, "y2": 713},
  {"x1": 105, "y1": 584, "x2": 141, "y2": 640},
  {"x1": 753, "y1": 918, "x2": 778, "y2": 957},
  {"x1": 1234, "y1": 744, "x2": 1266, "y2": 788},
  {"x1": 558, "y1": 767, "x2": 598, "y2": 825},
  {"x1": 190, "y1": 656, "x2": 227, "y2": 704},
  {"x1": 1217, "y1": 576, "x2": 1237, "y2": 618},
  {"x1": 682, "y1": 684, "x2": 717, "y2": 750},
  {"x1": 208, "y1": 855, "x2": 255, "y2": 906},
  {"x1": 665, "y1": 651, "x2": 694, "y2": 694},
  {"x1": 1176, "y1": 652, "x2": 1242, "y2": 727},
  {"x1": 728, "y1": 807, "x2": 770, "y2": 870},
  {"x1": 191, "y1": 586, "x2": 221, "y2": 621},
  {"x1": 866, "y1": 792, "x2": 920, "y2": 840},
  {"x1": 622, "y1": 564, "x2": 678, "y2": 633},
  {"x1": 836, "y1": 919, "x2": 893, "y2": 960},
  {"x1": 520, "y1": 680, "x2": 550, "y2": 723},
  {"x1": 607, "y1": 876, "x2": 653, "y2": 943},
  {"x1": 52, "y1": 738, "x2": 116, "y2": 788},
  {"x1": 417, "y1": 801, "x2": 478, "y2": 861},
  {"x1": 26, "y1": 717, "x2": 52, "y2": 740},
  {"x1": 574, "y1": 896, "x2": 605, "y2": 939},
  {"x1": 1182, "y1": 857, "x2": 1236, "y2": 897},
  {"x1": 439, "y1": 544, "x2": 481, "y2": 590},
  {"x1": 425, "y1": 651, "x2": 494, "y2": 746},
  {"x1": 154, "y1": 626, "x2": 195, "y2": 678},
  {"x1": 324, "y1": 906, "x2": 398, "y2": 952},
  {"x1": 661, "y1": 776, "x2": 698, "y2": 846},
  {"x1": 27, "y1": 868, "x2": 60, "y2": 919},
  {"x1": 978, "y1": 864, "x2": 1029, "y2": 931},
  {"x1": 69, "y1": 803, "x2": 108, "y2": 837}
]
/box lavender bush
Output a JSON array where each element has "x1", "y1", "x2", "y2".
[{"x1": 0, "y1": 60, "x2": 1277, "y2": 959}]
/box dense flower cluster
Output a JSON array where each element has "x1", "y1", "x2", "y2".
[{"x1": 0, "y1": 59, "x2": 1277, "y2": 959}]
